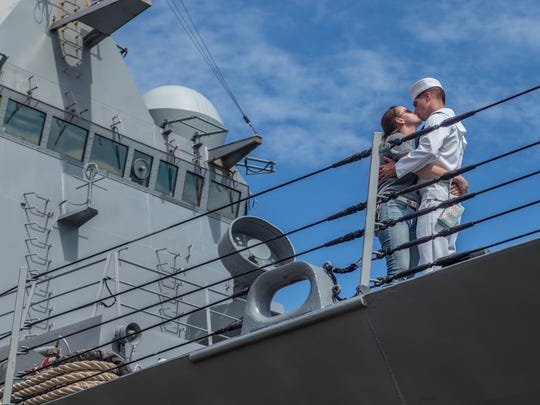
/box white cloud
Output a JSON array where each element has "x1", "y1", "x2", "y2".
[
  {"x1": 402, "y1": 0, "x2": 540, "y2": 50},
  {"x1": 115, "y1": 0, "x2": 540, "y2": 171},
  {"x1": 116, "y1": 1, "x2": 399, "y2": 168}
]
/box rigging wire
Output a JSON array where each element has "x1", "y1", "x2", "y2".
[
  {"x1": 378, "y1": 170, "x2": 540, "y2": 234},
  {"x1": 324, "y1": 168, "x2": 540, "y2": 276},
  {"x1": 322, "y1": 140, "x2": 540, "y2": 271},
  {"x1": 10, "y1": 134, "x2": 534, "y2": 300},
  {"x1": 0, "y1": 286, "x2": 16, "y2": 299},
  {"x1": 379, "y1": 139, "x2": 540, "y2": 204},
  {"x1": 375, "y1": 228, "x2": 540, "y2": 286},
  {"x1": 376, "y1": 168, "x2": 540, "y2": 235},
  {"x1": 375, "y1": 198, "x2": 540, "y2": 264},
  {"x1": 24, "y1": 238, "x2": 319, "y2": 349},
  {"x1": 18, "y1": 177, "x2": 537, "y2": 357},
  {"x1": 3, "y1": 86, "x2": 540, "y2": 360},
  {"x1": 0, "y1": 257, "x2": 107, "y2": 300},
  {"x1": 0, "y1": 280, "x2": 101, "y2": 323},
  {"x1": 17, "y1": 223, "x2": 540, "y2": 402},
  {"x1": 5, "y1": 147, "x2": 370, "y2": 291},
  {"x1": 6, "y1": 184, "x2": 540, "y2": 368},
  {"x1": 3, "y1": 140, "x2": 539, "y2": 352},
  {"x1": 167, "y1": 0, "x2": 259, "y2": 135},
  {"x1": 17, "y1": 287, "x2": 249, "y2": 401},
  {"x1": 0, "y1": 197, "x2": 368, "y2": 337},
  {"x1": 8, "y1": 190, "x2": 397, "y2": 365},
  {"x1": 4, "y1": 202, "x2": 373, "y2": 358},
  {"x1": 390, "y1": 84, "x2": 540, "y2": 148},
  {"x1": 15, "y1": 236, "x2": 334, "y2": 371},
  {"x1": 18, "y1": 200, "x2": 366, "y2": 330},
  {"x1": 5, "y1": 138, "x2": 540, "y2": 337},
  {"x1": 6, "y1": 83, "x2": 538, "y2": 294},
  {"x1": 20, "y1": 224, "x2": 540, "y2": 400}
]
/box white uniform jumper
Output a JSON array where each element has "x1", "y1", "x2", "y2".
[{"x1": 395, "y1": 108, "x2": 467, "y2": 266}]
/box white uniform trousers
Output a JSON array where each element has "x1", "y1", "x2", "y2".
[{"x1": 416, "y1": 198, "x2": 458, "y2": 271}]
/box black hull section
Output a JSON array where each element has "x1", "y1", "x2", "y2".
[{"x1": 53, "y1": 238, "x2": 540, "y2": 405}]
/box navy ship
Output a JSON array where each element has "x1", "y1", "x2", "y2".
[{"x1": 1, "y1": 1, "x2": 540, "y2": 404}]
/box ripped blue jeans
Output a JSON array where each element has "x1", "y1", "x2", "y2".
[{"x1": 376, "y1": 199, "x2": 419, "y2": 278}]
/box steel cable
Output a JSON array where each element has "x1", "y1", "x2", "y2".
[
  {"x1": 24, "y1": 188, "x2": 538, "y2": 357},
  {"x1": 20, "y1": 201, "x2": 366, "y2": 330},
  {"x1": 5, "y1": 241, "x2": 330, "y2": 365},
  {"x1": 23, "y1": 224, "x2": 540, "y2": 402},
  {"x1": 376, "y1": 169, "x2": 540, "y2": 234},
  {"x1": 7, "y1": 154, "x2": 540, "y2": 345},
  {"x1": 8, "y1": 83, "x2": 538, "y2": 293},
  {"x1": 2, "y1": 137, "x2": 538, "y2": 301},
  {"x1": 16, "y1": 288, "x2": 249, "y2": 401},
  {"x1": 326, "y1": 169, "x2": 540, "y2": 279},
  {"x1": 167, "y1": 0, "x2": 258, "y2": 134},
  {"x1": 4, "y1": 85, "x2": 540, "y2": 378},
  {"x1": 379, "y1": 139, "x2": 540, "y2": 204},
  {"x1": 7, "y1": 183, "x2": 540, "y2": 378},
  {"x1": 374, "y1": 198, "x2": 540, "y2": 263},
  {"x1": 375, "y1": 228, "x2": 540, "y2": 286}
]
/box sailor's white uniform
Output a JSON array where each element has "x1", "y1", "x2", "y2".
[{"x1": 395, "y1": 107, "x2": 467, "y2": 267}]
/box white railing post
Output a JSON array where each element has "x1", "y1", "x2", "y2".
[
  {"x1": 204, "y1": 284, "x2": 213, "y2": 346},
  {"x1": 359, "y1": 132, "x2": 382, "y2": 292},
  {"x1": 2, "y1": 267, "x2": 28, "y2": 405}
]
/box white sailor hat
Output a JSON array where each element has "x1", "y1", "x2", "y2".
[{"x1": 409, "y1": 77, "x2": 443, "y2": 100}]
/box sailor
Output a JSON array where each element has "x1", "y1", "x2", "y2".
[{"x1": 379, "y1": 78, "x2": 468, "y2": 269}]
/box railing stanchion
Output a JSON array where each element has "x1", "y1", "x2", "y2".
[
  {"x1": 359, "y1": 132, "x2": 382, "y2": 292},
  {"x1": 2, "y1": 266, "x2": 28, "y2": 405}
]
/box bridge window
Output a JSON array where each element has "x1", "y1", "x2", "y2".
[
  {"x1": 130, "y1": 150, "x2": 153, "y2": 187},
  {"x1": 156, "y1": 160, "x2": 178, "y2": 197},
  {"x1": 208, "y1": 181, "x2": 241, "y2": 220},
  {"x1": 47, "y1": 117, "x2": 88, "y2": 161},
  {"x1": 89, "y1": 134, "x2": 128, "y2": 176},
  {"x1": 3, "y1": 99, "x2": 45, "y2": 145},
  {"x1": 182, "y1": 172, "x2": 204, "y2": 206}
]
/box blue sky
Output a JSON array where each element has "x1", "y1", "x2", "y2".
[{"x1": 115, "y1": 0, "x2": 540, "y2": 309}]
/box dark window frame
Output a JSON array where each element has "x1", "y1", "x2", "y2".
[
  {"x1": 89, "y1": 133, "x2": 129, "y2": 177},
  {"x1": 3, "y1": 98, "x2": 46, "y2": 145},
  {"x1": 47, "y1": 116, "x2": 89, "y2": 161},
  {"x1": 156, "y1": 160, "x2": 179, "y2": 197}
]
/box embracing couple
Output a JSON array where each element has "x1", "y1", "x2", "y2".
[{"x1": 377, "y1": 77, "x2": 468, "y2": 279}]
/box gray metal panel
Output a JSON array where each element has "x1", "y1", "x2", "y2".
[
  {"x1": 207, "y1": 135, "x2": 262, "y2": 170},
  {"x1": 49, "y1": 0, "x2": 152, "y2": 35},
  {"x1": 0, "y1": 0, "x2": 157, "y2": 147},
  {"x1": 50, "y1": 238, "x2": 540, "y2": 404}
]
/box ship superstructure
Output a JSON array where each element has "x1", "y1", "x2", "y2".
[{"x1": 0, "y1": 0, "x2": 290, "y2": 384}]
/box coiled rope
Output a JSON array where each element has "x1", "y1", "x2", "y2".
[
  {"x1": 0, "y1": 361, "x2": 118, "y2": 405},
  {"x1": 0, "y1": 349, "x2": 128, "y2": 404}
]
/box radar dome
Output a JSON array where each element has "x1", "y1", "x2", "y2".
[{"x1": 144, "y1": 85, "x2": 227, "y2": 148}]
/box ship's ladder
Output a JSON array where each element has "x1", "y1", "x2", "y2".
[{"x1": 21, "y1": 192, "x2": 55, "y2": 333}]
